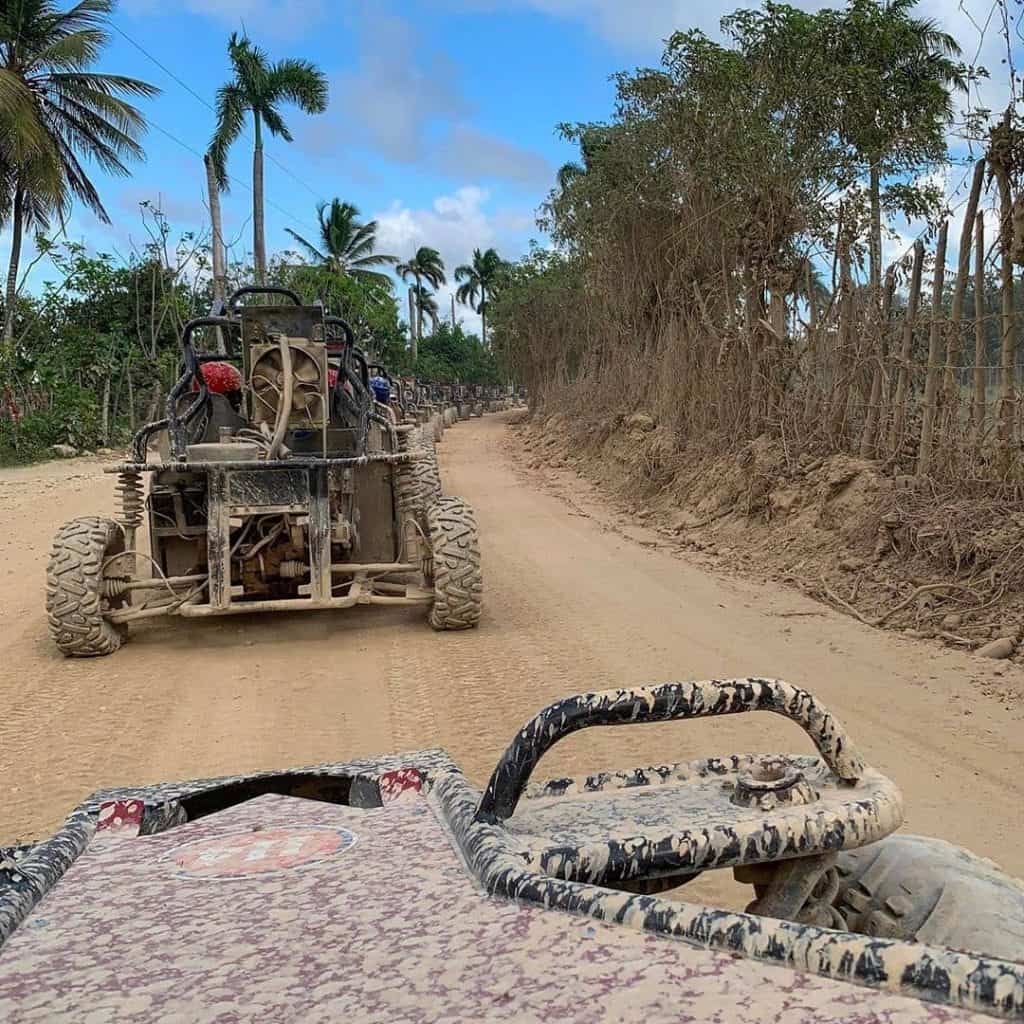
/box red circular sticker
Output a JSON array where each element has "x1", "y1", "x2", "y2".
[{"x1": 163, "y1": 826, "x2": 357, "y2": 880}]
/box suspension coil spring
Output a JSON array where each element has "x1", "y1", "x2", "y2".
[{"x1": 115, "y1": 469, "x2": 144, "y2": 530}]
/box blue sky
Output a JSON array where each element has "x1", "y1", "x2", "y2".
[
  {"x1": 19, "y1": 0, "x2": 642, "y2": 318},
  {"x1": 13, "y1": 0, "x2": 1017, "y2": 318}
]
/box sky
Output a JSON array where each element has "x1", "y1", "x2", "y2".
[{"x1": 12, "y1": 0, "x2": 1022, "y2": 325}]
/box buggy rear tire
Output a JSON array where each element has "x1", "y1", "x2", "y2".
[
  {"x1": 427, "y1": 497, "x2": 482, "y2": 630},
  {"x1": 46, "y1": 516, "x2": 126, "y2": 657},
  {"x1": 834, "y1": 834, "x2": 1024, "y2": 961}
]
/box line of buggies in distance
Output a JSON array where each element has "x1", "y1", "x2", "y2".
[{"x1": 369, "y1": 371, "x2": 527, "y2": 433}]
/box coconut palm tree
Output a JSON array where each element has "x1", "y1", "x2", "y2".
[
  {"x1": 285, "y1": 199, "x2": 395, "y2": 284},
  {"x1": 410, "y1": 283, "x2": 439, "y2": 334},
  {"x1": 0, "y1": 0, "x2": 158, "y2": 349},
  {"x1": 209, "y1": 32, "x2": 327, "y2": 285},
  {"x1": 454, "y1": 247, "x2": 504, "y2": 347},
  {"x1": 396, "y1": 245, "x2": 445, "y2": 347}
]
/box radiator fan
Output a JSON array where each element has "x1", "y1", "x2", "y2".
[{"x1": 250, "y1": 343, "x2": 327, "y2": 427}]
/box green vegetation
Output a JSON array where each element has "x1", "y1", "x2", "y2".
[
  {"x1": 0, "y1": 6, "x2": 505, "y2": 465},
  {"x1": 492, "y1": 0, "x2": 1024, "y2": 489},
  {"x1": 284, "y1": 199, "x2": 395, "y2": 285},
  {"x1": 397, "y1": 246, "x2": 446, "y2": 354},
  {"x1": 0, "y1": 0, "x2": 159, "y2": 352},
  {"x1": 1, "y1": 207, "x2": 208, "y2": 463},
  {"x1": 411, "y1": 322, "x2": 501, "y2": 385},
  {"x1": 455, "y1": 247, "x2": 505, "y2": 348}
]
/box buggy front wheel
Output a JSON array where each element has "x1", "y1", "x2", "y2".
[{"x1": 46, "y1": 516, "x2": 127, "y2": 657}]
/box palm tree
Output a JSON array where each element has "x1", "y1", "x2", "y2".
[
  {"x1": 833, "y1": 0, "x2": 965, "y2": 291},
  {"x1": 455, "y1": 247, "x2": 504, "y2": 347},
  {"x1": 410, "y1": 283, "x2": 439, "y2": 334},
  {"x1": 285, "y1": 199, "x2": 395, "y2": 284},
  {"x1": 209, "y1": 32, "x2": 327, "y2": 285},
  {"x1": 0, "y1": 0, "x2": 158, "y2": 349},
  {"x1": 396, "y1": 245, "x2": 445, "y2": 349}
]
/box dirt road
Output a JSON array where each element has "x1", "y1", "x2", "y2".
[{"x1": 2, "y1": 413, "x2": 1023, "y2": 903}]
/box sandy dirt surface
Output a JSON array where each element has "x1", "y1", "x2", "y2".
[{"x1": 2, "y1": 413, "x2": 1023, "y2": 909}]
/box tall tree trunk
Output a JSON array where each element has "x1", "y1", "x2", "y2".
[
  {"x1": 408, "y1": 287, "x2": 417, "y2": 363},
  {"x1": 917, "y1": 220, "x2": 949, "y2": 476},
  {"x1": 944, "y1": 160, "x2": 985, "y2": 412},
  {"x1": 994, "y1": 141, "x2": 1017, "y2": 447},
  {"x1": 414, "y1": 271, "x2": 423, "y2": 349},
  {"x1": 252, "y1": 114, "x2": 266, "y2": 286},
  {"x1": 828, "y1": 245, "x2": 854, "y2": 443},
  {"x1": 744, "y1": 265, "x2": 762, "y2": 433},
  {"x1": 860, "y1": 266, "x2": 896, "y2": 457},
  {"x1": 101, "y1": 375, "x2": 111, "y2": 446},
  {"x1": 481, "y1": 297, "x2": 487, "y2": 348},
  {"x1": 869, "y1": 161, "x2": 882, "y2": 294},
  {"x1": 972, "y1": 212, "x2": 987, "y2": 440},
  {"x1": 451, "y1": 293, "x2": 456, "y2": 325},
  {"x1": 767, "y1": 284, "x2": 786, "y2": 418},
  {"x1": 889, "y1": 240, "x2": 924, "y2": 453},
  {"x1": 127, "y1": 357, "x2": 136, "y2": 432},
  {"x1": 205, "y1": 153, "x2": 227, "y2": 302},
  {"x1": 801, "y1": 262, "x2": 820, "y2": 426},
  {"x1": 204, "y1": 153, "x2": 228, "y2": 355},
  {"x1": 3, "y1": 185, "x2": 25, "y2": 353}
]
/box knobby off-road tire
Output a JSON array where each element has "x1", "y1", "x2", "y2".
[
  {"x1": 414, "y1": 443, "x2": 443, "y2": 504},
  {"x1": 395, "y1": 430, "x2": 442, "y2": 531},
  {"x1": 834, "y1": 834, "x2": 1024, "y2": 962},
  {"x1": 47, "y1": 516, "x2": 126, "y2": 657},
  {"x1": 427, "y1": 497, "x2": 482, "y2": 630},
  {"x1": 395, "y1": 431, "x2": 426, "y2": 522}
]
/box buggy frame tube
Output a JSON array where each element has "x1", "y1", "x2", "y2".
[{"x1": 475, "y1": 680, "x2": 865, "y2": 822}]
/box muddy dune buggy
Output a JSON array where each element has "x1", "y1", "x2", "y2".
[
  {"x1": 45, "y1": 287, "x2": 481, "y2": 657},
  {"x1": 1, "y1": 679, "x2": 1022, "y2": 1021}
]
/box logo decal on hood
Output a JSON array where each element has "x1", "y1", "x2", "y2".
[{"x1": 162, "y1": 826, "x2": 357, "y2": 879}]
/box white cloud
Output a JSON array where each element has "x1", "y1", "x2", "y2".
[
  {"x1": 301, "y1": 7, "x2": 550, "y2": 189},
  {"x1": 373, "y1": 186, "x2": 535, "y2": 334},
  {"x1": 122, "y1": 0, "x2": 326, "y2": 38},
  {"x1": 433, "y1": 125, "x2": 553, "y2": 186},
  {"x1": 314, "y1": 8, "x2": 470, "y2": 163},
  {"x1": 450, "y1": 0, "x2": 833, "y2": 50}
]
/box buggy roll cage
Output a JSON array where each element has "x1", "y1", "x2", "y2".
[{"x1": 136, "y1": 289, "x2": 377, "y2": 462}]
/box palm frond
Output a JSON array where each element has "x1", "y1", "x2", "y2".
[
  {"x1": 284, "y1": 228, "x2": 327, "y2": 264},
  {"x1": 46, "y1": 79, "x2": 151, "y2": 137},
  {"x1": 209, "y1": 83, "x2": 246, "y2": 191},
  {"x1": 46, "y1": 71, "x2": 159, "y2": 102},
  {"x1": 350, "y1": 267, "x2": 395, "y2": 287},
  {"x1": 266, "y1": 57, "x2": 328, "y2": 113},
  {"x1": 0, "y1": 69, "x2": 50, "y2": 163},
  {"x1": 32, "y1": 29, "x2": 105, "y2": 70},
  {"x1": 350, "y1": 252, "x2": 396, "y2": 269},
  {"x1": 52, "y1": 0, "x2": 115, "y2": 35},
  {"x1": 48, "y1": 129, "x2": 106, "y2": 219},
  {"x1": 259, "y1": 102, "x2": 291, "y2": 141}
]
